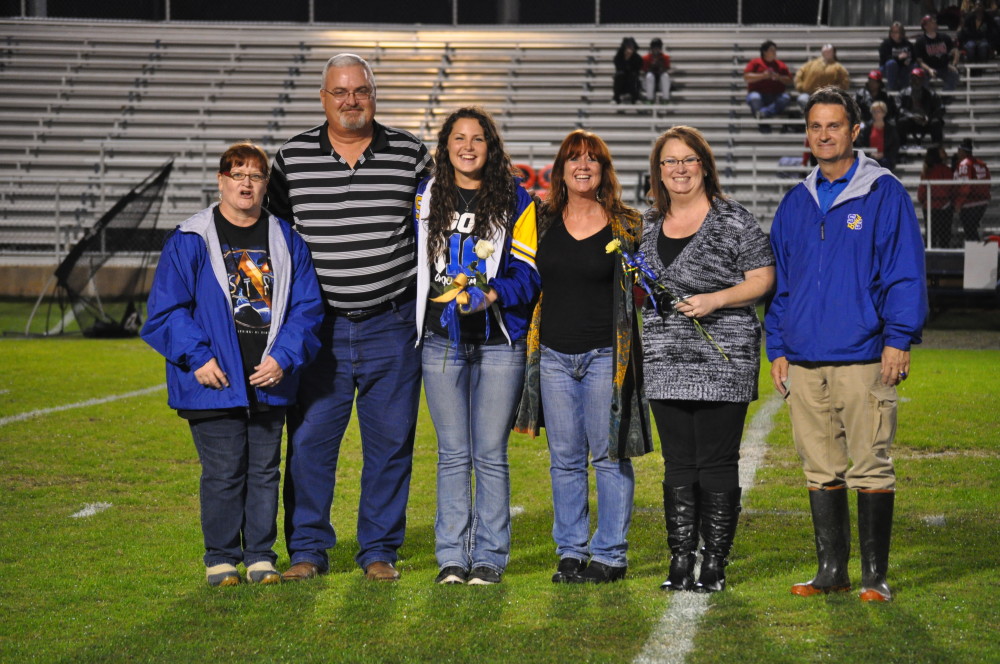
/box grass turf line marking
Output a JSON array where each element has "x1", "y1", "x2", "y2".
[
  {"x1": 633, "y1": 394, "x2": 783, "y2": 664},
  {"x1": 71, "y1": 502, "x2": 113, "y2": 519},
  {"x1": 0, "y1": 384, "x2": 166, "y2": 427}
]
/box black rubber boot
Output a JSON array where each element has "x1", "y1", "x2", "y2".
[
  {"x1": 693, "y1": 487, "x2": 741, "y2": 593},
  {"x1": 660, "y1": 483, "x2": 699, "y2": 591},
  {"x1": 858, "y1": 490, "x2": 894, "y2": 602},
  {"x1": 791, "y1": 487, "x2": 852, "y2": 596}
]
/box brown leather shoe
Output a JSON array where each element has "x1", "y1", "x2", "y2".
[
  {"x1": 282, "y1": 561, "x2": 322, "y2": 581},
  {"x1": 364, "y1": 561, "x2": 400, "y2": 581}
]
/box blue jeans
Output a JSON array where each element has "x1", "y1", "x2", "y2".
[
  {"x1": 931, "y1": 64, "x2": 960, "y2": 91},
  {"x1": 539, "y1": 345, "x2": 634, "y2": 568},
  {"x1": 964, "y1": 39, "x2": 991, "y2": 63},
  {"x1": 189, "y1": 409, "x2": 285, "y2": 567},
  {"x1": 882, "y1": 59, "x2": 910, "y2": 91},
  {"x1": 422, "y1": 331, "x2": 525, "y2": 573},
  {"x1": 284, "y1": 298, "x2": 421, "y2": 571},
  {"x1": 746, "y1": 91, "x2": 791, "y2": 118}
]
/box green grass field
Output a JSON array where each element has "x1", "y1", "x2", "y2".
[{"x1": 2, "y1": 306, "x2": 998, "y2": 663}]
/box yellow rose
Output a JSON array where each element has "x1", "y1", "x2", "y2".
[{"x1": 605, "y1": 238, "x2": 622, "y2": 253}]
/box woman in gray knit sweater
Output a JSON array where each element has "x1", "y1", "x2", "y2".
[{"x1": 641, "y1": 126, "x2": 775, "y2": 593}]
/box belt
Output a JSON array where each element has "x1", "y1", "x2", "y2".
[{"x1": 331, "y1": 283, "x2": 416, "y2": 323}]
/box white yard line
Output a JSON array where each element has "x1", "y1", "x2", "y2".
[
  {"x1": 70, "y1": 502, "x2": 113, "y2": 518},
  {"x1": 633, "y1": 394, "x2": 783, "y2": 664},
  {"x1": 0, "y1": 384, "x2": 166, "y2": 427}
]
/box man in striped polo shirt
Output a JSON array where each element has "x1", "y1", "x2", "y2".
[{"x1": 267, "y1": 53, "x2": 432, "y2": 582}]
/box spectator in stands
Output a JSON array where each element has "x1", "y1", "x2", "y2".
[
  {"x1": 268, "y1": 54, "x2": 432, "y2": 583},
  {"x1": 879, "y1": 22, "x2": 915, "y2": 91},
  {"x1": 413, "y1": 107, "x2": 539, "y2": 586},
  {"x1": 915, "y1": 14, "x2": 961, "y2": 90},
  {"x1": 898, "y1": 68, "x2": 945, "y2": 145},
  {"x1": 856, "y1": 70, "x2": 899, "y2": 128},
  {"x1": 641, "y1": 126, "x2": 775, "y2": 594},
  {"x1": 857, "y1": 101, "x2": 901, "y2": 171},
  {"x1": 767, "y1": 87, "x2": 927, "y2": 604},
  {"x1": 953, "y1": 137, "x2": 993, "y2": 241},
  {"x1": 515, "y1": 130, "x2": 653, "y2": 585},
  {"x1": 937, "y1": 3, "x2": 965, "y2": 30},
  {"x1": 918, "y1": 146, "x2": 955, "y2": 247},
  {"x1": 142, "y1": 142, "x2": 324, "y2": 588},
  {"x1": 744, "y1": 40, "x2": 794, "y2": 134},
  {"x1": 794, "y1": 44, "x2": 851, "y2": 109},
  {"x1": 642, "y1": 38, "x2": 672, "y2": 104},
  {"x1": 613, "y1": 37, "x2": 643, "y2": 104},
  {"x1": 958, "y1": 1, "x2": 999, "y2": 69}
]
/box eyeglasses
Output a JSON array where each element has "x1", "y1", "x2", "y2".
[
  {"x1": 659, "y1": 157, "x2": 701, "y2": 168},
  {"x1": 221, "y1": 171, "x2": 268, "y2": 183},
  {"x1": 321, "y1": 87, "x2": 373, "y2": 102}
]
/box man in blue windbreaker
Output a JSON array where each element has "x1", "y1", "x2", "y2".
[{"x1": 765, "y1": 86, "x2": 927, "y2": 603}]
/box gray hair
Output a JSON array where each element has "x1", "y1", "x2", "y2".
[{"x1": 321, "y1": 53, "x2": 376, "y2": 90}]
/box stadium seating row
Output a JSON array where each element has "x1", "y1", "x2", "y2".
[{"x1": 1, "y1": 19, "x2": 997, "y2": 254}]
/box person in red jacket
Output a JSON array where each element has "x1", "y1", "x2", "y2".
[
  {"x1": 744, "y1": 40, "x2": 794, "y2": 133},
  {"x1": 642, "y1": 38, "x2": 672, "y2": 104},
  {"x1": 953, "y1": 137, "x2": 992, "y2": 242},
  {"x1": 918, "y1": 146, "x2": 954, "y2": 247}
]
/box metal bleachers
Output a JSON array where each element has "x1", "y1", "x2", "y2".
[{"x1": 2, "y1": 19, "x2": 998, "y2": 256}]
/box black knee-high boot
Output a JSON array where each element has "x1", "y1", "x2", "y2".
[
  {"x1": 660, "y1": 483, "x2": 699, "y2": 591},
  {"x1": 858, "y1": 489, "x2": 894, "y2": 602},
  {"x1": 791, "y1": 486, "x2": 852, "y2": 596},
  {"x1": 693, "y1": 487, "x2": 741, "y2": 593}
]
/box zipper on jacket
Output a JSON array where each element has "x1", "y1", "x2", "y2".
[{"x1": 820, "y1": 217, "x2": 825, "y2": 241}]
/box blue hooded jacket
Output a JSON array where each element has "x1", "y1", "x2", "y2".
[
  {"x1": 765, "y1": 151, "x2": 927, "y2": 363},
  {"x1": 141, "y1": 206, "x2": 324, "y2": 411}
]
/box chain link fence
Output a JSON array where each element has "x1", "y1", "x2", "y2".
[{"x1": 917, "y1": 179, "x2": 1000, "y2": 250}]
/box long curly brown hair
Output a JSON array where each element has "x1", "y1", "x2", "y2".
[
  {"x1": 427, "y1": 107, "x2": 517, "y2": 263},
  {"x1": 540, "y1": 129, "x2": 639, "y2": 236}
]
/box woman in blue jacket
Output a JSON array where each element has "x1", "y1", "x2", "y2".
[
  {"x1": 142, "y1": 143, "x2": 323, "y2": 587},
  {"x1": 414, "y1": 107, "x2": 540, "y2": 586}
]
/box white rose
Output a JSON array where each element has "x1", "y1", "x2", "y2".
[{"x1": 474, "y1": 239, "x2": 495, "y2": 260}]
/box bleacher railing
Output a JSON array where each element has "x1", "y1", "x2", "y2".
[
  {"x1": 917, "y1": 179, "x2": 999, "y2": 251},
  {"x1": 3, "y1": 0, "x2": 828, "y2": 26}
]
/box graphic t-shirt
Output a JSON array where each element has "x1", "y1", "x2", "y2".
[
  {"x1": 214, "y1": 207, "x2": 273, "y2": 406},
  {"x1": 425, "y1": 187, "x2": 502, "y2": 344},
  {"x1": 916, "y1": 32, "x2": 954, "y2": 70}
]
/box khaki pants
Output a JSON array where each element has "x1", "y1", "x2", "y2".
[{"x1": 787, "y1": 362, "x2": 896, "y2": 491}]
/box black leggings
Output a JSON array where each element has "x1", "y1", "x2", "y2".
[{"x1": 649, "y1": 399, "x2": 749, "y2": 492}]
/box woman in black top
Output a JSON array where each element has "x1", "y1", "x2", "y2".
[{"x1": 516, "y1": 129, "x2": 652, "y2": 584}]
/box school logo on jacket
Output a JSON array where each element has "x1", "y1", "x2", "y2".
[{"x1": 846, "y1": 213, "x2": 863, "y2": 231}]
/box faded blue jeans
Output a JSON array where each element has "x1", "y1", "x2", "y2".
[
  {"x1": 422, "y1": 331, "x2": 526, "y2": 573},
  {"x1": 539, "y1": 345, "x2": 634, "y2": 568}
]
